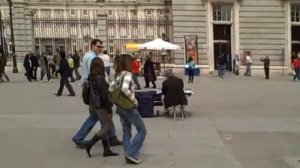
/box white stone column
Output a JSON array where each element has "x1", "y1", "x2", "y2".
[{"x1": 96, "y1": 11, "x2": 108, "y2": 49}]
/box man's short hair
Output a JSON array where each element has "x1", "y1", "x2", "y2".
[
  {"x1": 164, "y1": 69, "x2": 174, "y2": 78},
  {"x1": 91, "y1": 39, "x2": 102, "y2": 47}
]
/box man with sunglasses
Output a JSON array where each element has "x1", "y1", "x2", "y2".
[{"x1": 72, "y1": 39, "x2": 122, "y2": 148}]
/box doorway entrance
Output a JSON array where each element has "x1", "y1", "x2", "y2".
[
  {"x1": 292, "y1": 26, "x2": 300, "y2": 54},
  {"x1": 213, "y1": 24, "x2": 232, "y2": 70}
]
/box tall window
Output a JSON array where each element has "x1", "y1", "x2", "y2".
[
  {"x1": 291, "y1": 4, "x2": 300, "y2": 22},
  {"x1": 212, "y1": 4, "x2": 232, "y2": 21}
]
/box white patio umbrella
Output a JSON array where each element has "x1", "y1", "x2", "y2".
[{"x1": 138, "y1": 38, "x2": 181, "y2": 50}]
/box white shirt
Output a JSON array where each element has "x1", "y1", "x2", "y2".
[
  {"x1": 99, "y1": 54, "x2": 111, "y2": 67},
  {"x1": 246, "y1": 55, "x2": 252, "y2": 64}
]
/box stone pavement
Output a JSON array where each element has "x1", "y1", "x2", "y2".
[{"x1": 0, "y1": 68, "x2": 300, "y2": 168}]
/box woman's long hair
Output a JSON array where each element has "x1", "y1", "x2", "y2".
[
  {"x1": 89, "y1": 57, "x2": 105, "y2": 82},
  {"x1": 188, "y1": 57, "x2": 193, "y2": 63},
  {"x1": 115, "y1": 54, "x2": 133, "y2": 77}
]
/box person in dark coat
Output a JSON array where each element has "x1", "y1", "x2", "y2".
[
  {"x1": 162, "y1": 69, "x2": 187, "y2": 115},
  {"x1": 143, "y1": 56, "x2": 156, "y2": 88},
  {"x1": 30, "y1": 52, "x2": 39, "y2": 81},
  {"x1": 23, "y1": 54, "x2": 33, "y2": 82},
  {"x1": 0, "y1": 51, "x2": 9, "y2": 82},
  {"x1": 218, "y1": 54, "x2": 226, "y2": 78},
  {"x1": 260, "y1": 56, "x2": 270, "y2": 79},
  {"x1": 73, "y1": 50, "x2": 81, "y2": 80},
  {"x1": 54, "y1": 51, "x2": 75, "y2": 96}
]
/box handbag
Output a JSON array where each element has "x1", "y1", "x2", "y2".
[
  {"x1": 82, "y1": 81, "x2": 90, "y2": 105},
  {"x1": 108, "y1": 73, "x2": 135, "y2": 110},
  {"x1": 89, "y1": 81, "x2": 102, "y2": 109}
]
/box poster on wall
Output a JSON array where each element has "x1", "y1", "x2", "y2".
[{"x1": 184, "y1": 35, "x2": 199, "y2": 64}]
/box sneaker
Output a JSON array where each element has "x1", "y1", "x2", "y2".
[{"x1": 125, "y1": 155, "x2": 142, "y2": 164}]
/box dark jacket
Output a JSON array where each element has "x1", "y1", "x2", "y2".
[
  {"x1": 218, "y1": 55, "x2": 226, "y2": 66},
  {"x1": 30, "y1": 55, "x2": 39, "y2": 67},
  {"x1": 144, "y1": 59, "x2": 156, "y2": 81},
  {"x1": 90, "y1": 75, "x2": 113, "y2": 113},
  {"x1": 23, "y1": 55, "x2": 32, "y2": 71},
  {"x1": 162, "y1": 76, "x2": 187, "y2": 109},
  {"x1": 72, "y1": 53, "x2": 80, "y2": 68},
  {"x1": 261, "y1": 58, "x2": 270, "y2": 68},
  {"x1": 57, "y1": 58, "x2": 71, "y2": 79}
]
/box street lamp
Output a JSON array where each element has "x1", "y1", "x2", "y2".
[{"x1": 7, "y1": 0, "x2": 18, "y2": 73}]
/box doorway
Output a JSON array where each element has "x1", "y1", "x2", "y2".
[
  {"x1": 292, "y1": 26, "x2": 300, "y2": 54},
  {"x1": 213, "y1": 24, "x2": 232, "y2": 70}
]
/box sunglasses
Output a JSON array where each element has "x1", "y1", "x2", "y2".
[{"x1": 96, "y1": 46, "x2": 104, "y2": 49}]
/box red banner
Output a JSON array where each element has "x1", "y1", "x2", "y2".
[{"x1": 185, "y1": 35, "x2": 199, "y2": 64}]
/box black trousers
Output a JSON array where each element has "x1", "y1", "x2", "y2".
[
  {"x1": 57, "y1": 78, "x2": 75, "y2": 95},
  {"x1": 188, "y1": 69, "x2": 194, "y2": 83},
  {"x1": 145, "y1": 76, "x2": 156, "y2": 88},
  {"x1": 32, "y1": 66, "x2": 38, "y2": 80},
  {"x1": 41, "y1": 70, "x2": 51, "y2": 81},
  {"x1": 264, "y1": 67, "x2": 269, "y2": 79},
  {"x1": 26, "y1": 69, "x2": 33, "y2": 81}
]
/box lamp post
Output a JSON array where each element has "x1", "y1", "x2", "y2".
[
  {"x1": 7, "y1": 0, "x2": 18, "y2": 73},
  {"x1": 0, "y1": 10, "x2": 4, "y2": 53}
]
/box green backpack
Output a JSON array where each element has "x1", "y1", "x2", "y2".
[{"x1": 108, "y1": 73, "x2": 135, "y2": 110}]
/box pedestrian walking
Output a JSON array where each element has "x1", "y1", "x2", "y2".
[
  {"x1": 233, "y1": 55, "x2": 240, "y2": 75},
  {"x1": 72, "y1": 39, "x2": 122, "y2": 149},
  {"x1": 84, "y1": 57, "x2": 119, "y2": 158},
  {"x1": 260, "y1": 56, "x2": 270, "y2": 79},
  {"x1": 23, "y1": 54, "x2": 33, "y2": 82},
  {"x1": 67, "y1": 54, "x2": 75, "y2": 82},
  {"x1": 144, "y1": 55, "x2": 156, "y2": 88},
  {"x1": 40, "y1": 53, "x2": 52, "y2": 82},
  {"x1": 187, "y1": 57, "x2": 196, "y2": 83},
  {"x1": 53, "y1": 49, "x2": 61, "y2": 78},
  {"x1": 132, "y1": 54, "x2": 141, "y2": 90},
  {"x1": 0, "y1": 51, "x2": 9, "y2": 83},
  {"x1": 73, "y1": 50, "x2": 81, "y2": 80},
  {"x1": 244, "y1": 52, "x2": 252, "y2": 77},
  {"x1": 99, "y1": 50, "x2": 111, "y2": 77},
  {"x1": 218, "y1": 54, "x2": 226, "y2": 78},
  {"x1": 109, "y1": 54, "x2": 147, "y2": 164},
  {"x1": 30, "y1": 53, "x2": 39, "y2": 81},
  {"x1": 292, "y1": 53, "x2": 300, "y2": 81},
  {"x1": 54, "y1": 51, "x2": 75, "y2": 96}
]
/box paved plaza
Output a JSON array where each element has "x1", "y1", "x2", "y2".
[{"x1": 0, "y1": 67, "x2": 300, "y2": 168}]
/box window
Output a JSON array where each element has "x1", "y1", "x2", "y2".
[
  {"x1": 159, "y1": 9, "x2": 164, "y2": 16},
  {"x1": 70, "y1": 9, "x2": 75, "y2": 16},
  {"x1": 131, "y1": 10, "x2": 137, "y2": 16},
  {"x1": 212, "y1": 4, "x2": 232, "y2": 21},
  {"x1": 83, "y1": 10, "x2": 88, "y2": 16},
  {"x1": 108, "y1": 10, "x2": 113, "y2": 16},
  {"x1": 146, "y1": 9, "x2": 152, "y2": 15},
  {"x1": 291, "y1": 4, "x2": 300, "y2": 22}
]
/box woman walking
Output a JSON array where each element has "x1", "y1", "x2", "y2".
[
  {"x1": 143, "y1": 56, "x2": 156, "y2": 88},
  {"x1": 54, "y1": 51, "x2": 75, "y2": 96},
  {"x1": 84, "y1": 57, "x2": 119, "y2": 158},
  {"x1": 23, "y1": 54, "x2": 33, "y2": 82},
  {"x1": 109, "y1": 54, "x2": 147, "y2": 164},
  {"x1": 187, "y1": 57, "x2": 195, "y2": 83},
  {"x1": 40, "y1": 53, "x2": 52, "y2": 82}
]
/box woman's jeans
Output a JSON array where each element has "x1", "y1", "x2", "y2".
[
  {"x1": 118, "y1": 107, "x2": 147, "y2": 160},
  {"x1": 72, "y1": 107, "x2": 117, "y2": 143}
]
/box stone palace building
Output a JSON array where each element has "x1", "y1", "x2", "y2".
[{"x1": 0, "y1": 0, "x2": 299, "y2": 71}]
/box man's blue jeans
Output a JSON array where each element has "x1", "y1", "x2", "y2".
[
  {"x1": 118, "y1": 107, "x2": 147, "y2": 160},
  {"x1": 72, "y1": 106, "x2": 117, "y2": 143},
  {"x1": 132, "y1": 73, "x2": 141, "y2": 90}
]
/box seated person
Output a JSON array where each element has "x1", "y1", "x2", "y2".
[{"x1": 162, "y1": 69, "x2": 188, "y2": 115}]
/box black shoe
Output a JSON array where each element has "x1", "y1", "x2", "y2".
[
  {"x1": 85, "y1": 135, "x2": 101, "y2": 158},
  {"x1": 73, "y1": 140, "x2": 86, "y2": 149},
  {"x1": 102, "y1": 140, "x2": 119, "y2": 157},
  {"x1": 144, "y1": 86, "x2": 149, "y2": 88},
  {"x1": 54, "y1": 93, "x2": 61, "y2": 97}
]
